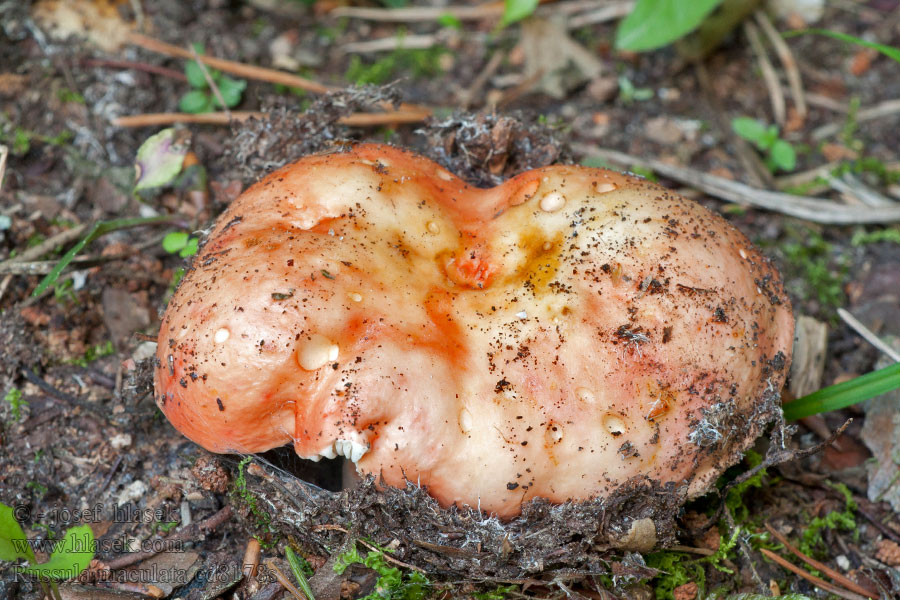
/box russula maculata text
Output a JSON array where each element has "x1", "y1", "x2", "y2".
[{"x1": 155, "y1": 143, "x2": 793, "y2": 519}]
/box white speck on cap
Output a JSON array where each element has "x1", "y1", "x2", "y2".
[
  {"x1": 427, "y1": 221, "x2": 440, "y2": 234},
  {"x1": 214, "y1": 328, "x2": 230, "y2": 343},
  {"x1": 596, "y1": 182, "x2": 617, "y2": 193},
  {"x1": 458, "y1": 408, "x2": 473, "y2": 434}
]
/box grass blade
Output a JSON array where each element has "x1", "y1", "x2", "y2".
[
  {"x1": 285, "y1": 547, "x2": 315, "y2": 600},
  {"x1": 785, "y1": 29, "x2": 900, "y2": 64},
  {"x1": 31, "y1": 215, "x2": 177, "y2": 298},
  {"x1": 783, "y1": 362, "x2": 900, "y2": 421}
]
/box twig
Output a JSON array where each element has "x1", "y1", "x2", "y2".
[
  {"x1": 755, "y1": 10, "x2": 807, "y2": 120},
  {"x1": 764, "y1": 523, "x2": 876, "y2": 598},
  {"x1": 20, "y1": 367, "x2": 108, "y2": 418},
  {"x1": 112, "y1": 109, "x2": 432, "y2": 128},
  {"x1": 357, "y1": 539, "x2": 426, "y2": 573},
  {"x1": 856, "y1": 502, "x2": 900, "y2": 544},
  {"x1": 127, "y1": 32, "x2": 335, "y2": 94},
  {"x1": 812, "y1": 98, "x2": 900, "y2": 140},
  {"x1": 694, "y1": 62, "x2": 772, "y2": 189},
  {"x1": 331, "y1": 0, "x2": 618, "y2": 24},
  {"x1": 829, "y1": 173, "x2": 897, "y2": 207},
  {"x1": 838, "y1": 308, "x2": 900, "y2": 363},
  {"x1": 2, "y1": 223, "x2": 89, "y2": 264},
  {"x1": 775, "y1": 161, "x2": 842, "y2": 191},
  {"x1": 668, "y1": 545, "x2": 716, "y2": 556},
  {"x1": 105, "y1": 505, "x2": 233, "y2": 570},
  {"x1": 459, "y1": 50, "x2": 505, "y2": 108},
  {"x1": 0, "y1": 254, "x2": 128, "y2": 275},
  {"x1": 0, "y1": 144, "x2": 8, "y2": 192},
  {"x1": 263, "y1": 559, "x2": 306, "y2": 600},
  {"x1": 189, "y1": 44, "x2": 231, "y2": 121},
  {"x1": 81, "y1": 58, "x2": 187, "y2": 81},
  {"x1": 723, "y1": 509, "x2": 767, "y2": 594},
  {"x1": 243, "y1": 538, "x2": 261, "y2": 578},
  {"x1": 342, "y1": 33, "x2": 440, "y2": 54},
  {"x1": 759, "y1": 548, "x2": 870, "y2": 600},
  {"x1": 744, "y1": 19, "x2": 785, "y2": 125},
  {"x1": 566, "y1": 1, "x2": 634, "y2": 28},
  {"x1": 99, "y1": 455, "x2": 123, "y2": 493},
  {"x1": 572, "y1": 144, "x2": 900, "y2": 224}
]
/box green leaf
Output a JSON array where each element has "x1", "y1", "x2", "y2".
[
  {"x1": 184, "y1": 61, "x2": 209, "y2": 89},
  {"x1": 179, "y1": 90, "x2": 213, "y2": 114},
  {"x1": 0, "y1": 502, "x2": 36, "y2": 563},
  {"x1": 616, "y1": 0, "x2": 725, "y2": 51},
  {"x1": 162, "y1": 231, "x2": 189, "y2": 254},
  {"x1": 21, "y1": 525, "x2": 94, "y2": 580},
  {"x1": 214, "y1": 77, "x2": 247, "y2": 108},
  {"x1": 783, "y1": 362, "x2": 900, "y2": 420},
  {"x1": 438, "y1": 13, "x2": 462, "y2": 29},
  {"x1": 770, "y1": 139, "x2": 797, "y2": 171},
  {"x1": 179, "y1": 236, "x2": 199, "y2": 258},
  {"x1": 731, "y1": 117, "x2": 767, "y2": 143},
  {"x1": 134, "y1": 128, "x2": 191, "y2": 192},
  {"x1": 787, "y1": 29, "x2": 900, "y2": 65},
  {"x1": 32, "y1": 215, "x2": 177, "y2": 298},
  {"x1": 500, "y1": 0, "x2": 538, "y2": 27}
]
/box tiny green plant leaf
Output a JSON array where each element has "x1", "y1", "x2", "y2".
[
  {"x1": 731, "y1": 116, "x2": 767, "y2": 141},
  {"x1": 179, "y1": 90, "x2": 214, "y2": 114},
  {"x1": 500, "y1": 0, "x2": 538, "y2": 27},
  {"x1": 437, "y1": 13, "x2": 462, "y2": 29},
  {"x1": 731, "y1": 117, "x2": 797, "y2": 172},
  {"x1": 615, "y1": 0, "x2": 726, "y2": 51},
  {"x1": 783, "y1": 362, "x2": 900, "y2": 421},
  {"x1": 770, "y1": 139, "x2": 797, "y2": 172},
  {"x1": 163, "y1": 231, "x2": 199, "y2": 258},
  {"x1": 4, "y1": 387, "x2": 28, "y2": 422},
  {"x1": 184, "y1": 61, "x2": 210, "y2": 89},
  {"x1": 134, "y1": 128, "x2": 191, "y2": 192},
  {"x1": 214, "y1": 77, "x2": 248, "y2": 108},
  {"x1": 180, "y1": 45, "x2": 246, "y2": 113},
  {"x1": 786, "y1": 29, "x2": 900, "y2": 65}
]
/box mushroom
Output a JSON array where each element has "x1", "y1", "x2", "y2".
[{"x1": 154, "y1": 143, "x2": 793, "y2": 519}]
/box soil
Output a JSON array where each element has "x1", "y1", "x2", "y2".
[{"x1": 2, "y1": 1, "x2": 900, "y2": 599}]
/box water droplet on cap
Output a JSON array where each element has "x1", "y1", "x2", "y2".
[
  {"x1": 298, "y1": 334, "x2": 339, "y2": 371},
  {"x1": 540, "y1": 192, "x2": 566, "y2": 213}
]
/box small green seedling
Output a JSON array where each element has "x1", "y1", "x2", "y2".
[
  {"x1": 334, "y1": 543, "x2": 429, "y2": 600},
  {"x1": 0, "y1": 501, "x2": 95, "y2": 600},
  {"x1": 179, "y1": 44, "x2": 247, "y2": 114},
  {"x1": 618, "y1": 75, "x2": 654, "y2": 104},
  {"x1": 732, "y1": 117, "x2": 796, "y2": 172},
  {"x1": 3, "y1": 387, "x2": 27, "y2": 422},
  {"x1": 163, "y1": 231, "x2": 199, "y2": 258}
]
